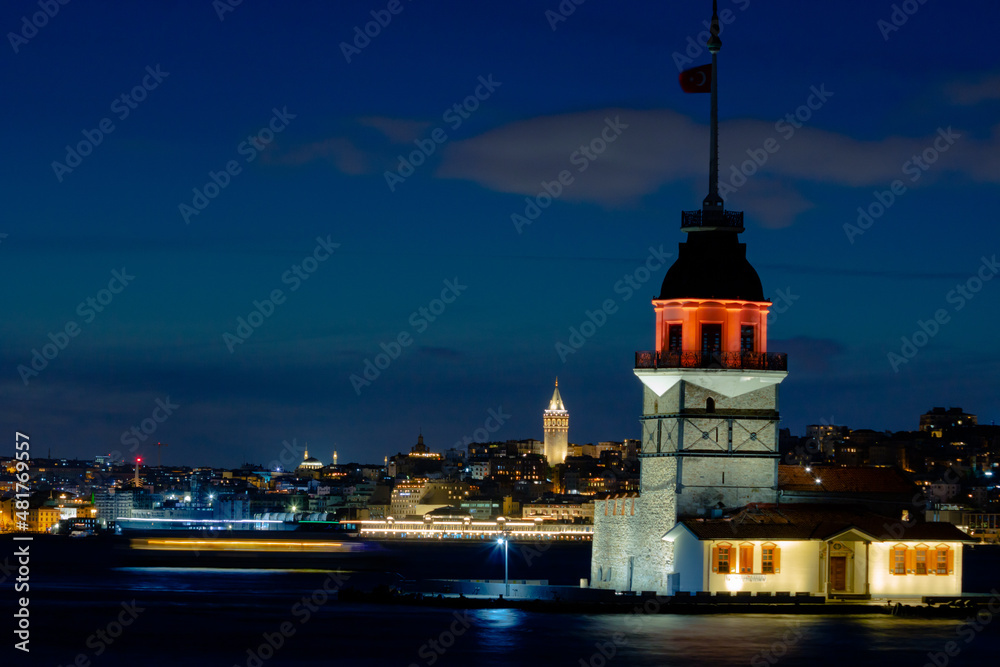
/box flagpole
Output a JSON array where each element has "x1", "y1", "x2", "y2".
[{"x1": 704, "y1": 0, "x2": 723, "y2": 219}]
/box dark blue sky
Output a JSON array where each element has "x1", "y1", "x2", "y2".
[{"x1": 3, "y1": 0, "x2": 999, "y2": 467}]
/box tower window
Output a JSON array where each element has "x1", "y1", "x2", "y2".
[
  {"x1": 706, "y1": 398, "x2": 715, "y2": 413},
  {"x1": 701, "y1": 324, "x2": 722, "y2": 357},
  {"x1": 740, "y1": 325, "x2": 755, "y2": 352},
  {"x1": 668, "y1": 324, "x2": 682, "y2": 352}
]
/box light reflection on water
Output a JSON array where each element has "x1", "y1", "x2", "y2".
[
  {"x1": 28, "y1": 568, "x2": 1000, "y2": 666},
  {"x1": 572, "y1": 613, "x2": 997, "y2": 667}
]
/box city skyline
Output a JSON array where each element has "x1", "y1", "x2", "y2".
[{"x1": 4, "y1": 1, "x2": 1000, "y2": 467}]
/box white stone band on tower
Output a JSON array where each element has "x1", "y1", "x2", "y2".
[{"x1": 543, "y1": 378, "x2": 569, "y2": 465}]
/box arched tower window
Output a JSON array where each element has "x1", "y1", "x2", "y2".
[{"x1": 706, "y1": 398, "x2": 715, "y2": 413}]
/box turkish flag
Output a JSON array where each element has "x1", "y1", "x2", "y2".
[{"x1": 679, "y1": 64, "x2": 712, "y2": 93}]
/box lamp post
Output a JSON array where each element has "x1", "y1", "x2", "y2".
[{"x1": 497, "y1": 531, "x2": 511, "y2": 597}]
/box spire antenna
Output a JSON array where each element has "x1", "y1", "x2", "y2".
[{"x1": 703, "y1": 0, "x2": 723, "y2": 219}]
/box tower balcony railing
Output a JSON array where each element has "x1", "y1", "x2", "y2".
[
  {"x1": 681, "y1": 209, "x2": 744, "y2": 229},
  {"x1": 635, "y1": 350, "x2": 787, "y2": 371}
]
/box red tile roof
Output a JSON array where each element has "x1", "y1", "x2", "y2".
[
  {"x1": 778, "y1": 465, "x2": 916, "y2": 494},
  {"x1": 679, "y1": 505, "x2": 972, "y2": 542}
]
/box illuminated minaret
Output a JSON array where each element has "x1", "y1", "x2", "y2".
[
  {"x1": 592, "y1": 1, "x2": 788, "y2": 595},
  {"x1": 543, "y1": 378, "x2": 569, "y2": 465}
]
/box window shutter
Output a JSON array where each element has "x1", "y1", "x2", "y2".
[
  {"x1": 927, "y1": 548, "x2": 937, "y2": 575},
  {"x1": 946, "y1": 548, "x2": 954, "y2": 575},
  {"x1": 740, "y1": 544, "x2": 753, "y2": 573},
  {"x1": 905, "y1": 547, "x2": 915, "y2": 574},
  {"x1": 712, "y1": 546, "x2": 719, "y2": 573},
  {"x1": 774, "y1": 546, "x2": 781, "y2": 574}
]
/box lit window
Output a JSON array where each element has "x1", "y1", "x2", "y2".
[
  {"x1": 936, "y1": 546, "x2": 948, "y2": 574},
  {"x1": 702, "y1": 324, "x2": 722, "y2": 356},
  {"x1": 668, "y1": 324, "x2": 683, "y2": 353},
  {"x1": 915, "y1": 545, "x2": 928, "y2": 575},
  {"x1": 892, "y1": 546, "x2": 907, "y2": 575},
  {"x1": 762, "y1": 545, "x2": 775, "y2": 574},
  {"x1": 717, "y1": 544, "x2": 731, "y2": 573}
]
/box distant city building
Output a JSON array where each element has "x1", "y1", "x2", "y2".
[
  {"x1": 920, "y1": 407, "x2": 977, "y2": 433},
  {"x1": 805, "y1": 424, "x2": 848, "y2": 457},
  {"x1": 388, "y1": 434, "x2": 444, "y2": 479},
  {"x1": 94, "y1": 488, "x2": 151, "y2": 527},
  {"x1": 522, "y1": 495, "x2": 594, "y2": 523},
  {"x1": 461, "y1": 497, "x2": 501, "y2": 520},
  {"x1": 296, "y1": 447, "x2": 323, "y2": 472},
  {"x1": 543, "y1": 379, "x2": 569, "y2": 466},
  {"x1": 469, "y1": 461, "x2": 489, "y2": 481},
  {"x1": 388, "y1": 480, "x2": 470, "y2": 519}
]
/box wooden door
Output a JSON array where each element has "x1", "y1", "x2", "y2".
[{"x1": 831, "y1": 556, "x2": 847, "y2": 591}]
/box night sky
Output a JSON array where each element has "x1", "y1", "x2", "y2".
[{"x1": 3, "y1": 0, "x2": 999, "y2": 468}]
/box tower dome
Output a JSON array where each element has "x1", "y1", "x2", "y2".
[{"x1": 658, "y1": 229, "x2": 764, "y2": 301}]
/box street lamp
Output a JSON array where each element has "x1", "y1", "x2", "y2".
[{"x1": 497, "y1": 534, "x2": 510, "y2": 597}]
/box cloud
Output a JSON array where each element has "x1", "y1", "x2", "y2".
[
  {"x1": 261, "y1": 136, "x2": 373, "y2": 174},
  {"x1": 726, "y1": 178, "x2": 814, "y2": 229},
  {"x1": 358, "y1": 116, "x2": 432, "y2": 143},
  {"x1": 262, "y1": 98, "x2": 1000, "y2": 229},
  {"x1": 433, "y1": 108, "x2": 1000, "y2": 227},
  {"x1": 945, "y1": 73, "x2": 1000, "y2": 105}
]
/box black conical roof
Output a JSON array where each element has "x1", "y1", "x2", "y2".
[{"x1": 658, "y1": 228, "x2": 764, "y2": 301}]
